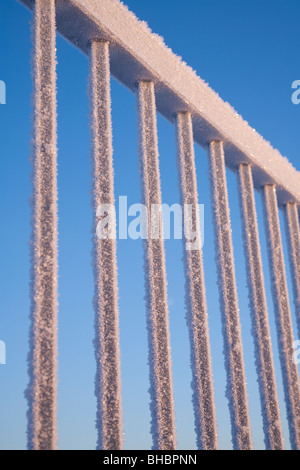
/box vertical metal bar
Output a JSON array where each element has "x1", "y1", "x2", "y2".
[
  {"x1": 28, "y1": 0, "x2": 58, "y2": 450},
  {"x1": 263, "y1": 185, "x2": 300, "y2": 449},
  {"x1": 90, "y1": 40, "x2": 123, "y2": 450},
  {"x1": 208, "y1": 141, "x2": 252, "y2": 450},
  {"x1": 238, "y1": 165, "x2": 283, "y2": 449},
  {"x1": 284, "y1": 202, "x2": 300, "y2": 338},
  {"x1": 137, "y1": 81, "x2": 176, "y2": 450},
  {"x1": 176, "y1": 112, "x2": 218, "y2": 450}
]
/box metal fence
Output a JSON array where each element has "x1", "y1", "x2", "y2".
[{"x1": 19, "y1": 0, "x2": 300, "y2": 450}]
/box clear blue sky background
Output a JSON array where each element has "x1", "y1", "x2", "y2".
[{"x1": 0, "y1": 0, "x2": 299, "y2": 450}]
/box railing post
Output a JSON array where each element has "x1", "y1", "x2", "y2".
[
  {"x1": 176, "y1": 112, "x2": 218, "y2": 450},
  {"x1": 89, "y1": 40, "x2": 123, "y2": 450},
  {"x1": 238, "y1": 165, "x2": 283, "y2": 449},
  {"x1": 208, "y1": 141, "x2": 252, "y2": 450},
  {"x1": 263, "y1": 185, "x2": 300, "y2": 449},
  {"x1": 137, "y1": 81, "x2": 176, "y2": 450},
  {"x1": 28, "y1": 0, "x2": 58, "y2": 450},
  {"x1": 284, "y1": 202, "x2": 300, "y2": 338}
]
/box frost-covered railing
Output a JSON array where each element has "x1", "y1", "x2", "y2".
[{"x1": 19, "y1": 0, "x2": 300, "y2": 451}]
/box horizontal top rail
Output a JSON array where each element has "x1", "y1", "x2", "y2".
[{"x1": 20, "y1": 0, "x2": 300, "y2": 205}]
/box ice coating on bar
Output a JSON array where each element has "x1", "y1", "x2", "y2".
[
  {"x1": 58, "y1": 0, "x2": 299, "y2": 201},
  {"x1": 238, "y1": 165, "x2": 283, "y2": 449},
  {"x1": 284, "y1": 203, "x2": 300, "y2": 338},
  {"x1": 208, "y1": 141, "x2": 252, "y2": 450},
  {"x1": 137, "y1": 81, "x2": 176, "y2": 450},
  {"x1": 263, "y1": 186, "x2": 300, "y2": 450},
  {"x1": 27, "y1": 0, "x2": 58, "y2": 450},
  {"x1": 176, "y1": 112, "x2": 218, "y2": 450},
  {"x1": 20, "y1": 0, "x2": 300, "y2": 203},
  {"x1": 89, "y1": 41, "x2": 123, "y2": 450}
]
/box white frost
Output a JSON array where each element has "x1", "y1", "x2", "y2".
[
  {"x1": 176, "y1": 112, "x2": 218, "y2": 450},
  {"x1": 284, "y1": 203, "x2": 300, "y2": 339},
  {"x1": 89, "y1": 40, "x2": 123, "y2": 450},
  {"x1": 58, "y1": 0, "x2": 300, "y2": 203},
  {"x1": 238, "y1": 164, "x2": 283, "y2": 449},
  {"x1": 27, "y1": 0, "x2": 58, "y2": 451},
  {"x1": 263, "y1": 185, "x2": 300, "y2": 450},
  {"x1": 208, "y1": 141, "x2": 252, "y2": 450},
  {"x1": 137, "y1": 81, "x2": 176, "y2": 450}
]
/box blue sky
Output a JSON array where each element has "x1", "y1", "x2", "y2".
[{"x1": 0, "y1": 0, "x2": 299, "y2": 450}]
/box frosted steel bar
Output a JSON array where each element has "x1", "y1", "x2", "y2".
[
  {"x1": 176, "y1": 112, "x2": 218, "y2": 450},
  {"x1": 19, "y1": 0, "x2": 300, "y2": 206},
  {"x1": 89, "y1": 40, "x2": 123, "y2": 450},
  {"x1": 284, "y1": 202, "x2": 300, "y2": 338},
  {"x1": 28, "y1": 0, "x2": 58, "y2": 450},
  {"x1": 137, "y1": 81, "x2": 176, "y2": 450},
  {"x1": 208, "y1": 141, "x2": 252, "y2": 450},
  {"x1": 263, "y1": 185, "x2": 300, "y2": 449},
  {"x1": 238, "y1": 164, "x2": 283, "y2": 449}
]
